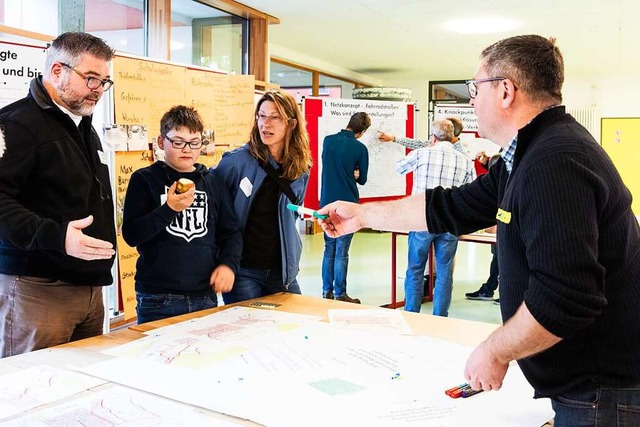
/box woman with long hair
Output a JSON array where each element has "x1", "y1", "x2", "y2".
[{"x1": 213, "y1": 90, "x2": 312, "y2": 303}]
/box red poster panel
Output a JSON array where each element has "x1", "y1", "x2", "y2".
[{"x1": 304, "y1": 97, "x2": 414, "y2": 209}]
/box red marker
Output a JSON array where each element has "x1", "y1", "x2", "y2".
[
  {"x1": 444, "y1": 383, "x2": 469, "y2": 396},
  {"x1": 449, "y1": 385, "x2": 473, "y2": 398}
]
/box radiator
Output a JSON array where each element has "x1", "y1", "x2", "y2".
[{"x1": 566, "y1": 105, "x2": 599, "y2": 140}]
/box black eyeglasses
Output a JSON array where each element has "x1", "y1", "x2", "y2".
[
  {"x1": 163, "y1": 136, "x2": 205, "y2": 149},
  {"x1": 465, "y1": 77, "x2": 506, "y2": 99},
  {"x1": 59, "y1": 62, "x2": 114, "y2": 91}
]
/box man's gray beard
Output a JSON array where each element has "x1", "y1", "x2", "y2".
[
  {"x1": 57, "y1": 79, "x2": 98, "y2": 116},
  {"x1": 60, "y1": 93, "x2": 96, "y2": 116}
]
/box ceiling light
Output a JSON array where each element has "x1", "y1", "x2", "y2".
[{"x1": 442, "y1": 16, "x2": 520, "y2": 34}]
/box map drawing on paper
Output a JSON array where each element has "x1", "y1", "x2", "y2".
[
  {"x1": 103, "y1": 307, "x2": 322, "y2": 370},
  {"x1": 0, "y1": 365, "x2": 106, "y2": 420},
  {"x1": 4, "y1": 385, "x2": 244, "y2": 426}
]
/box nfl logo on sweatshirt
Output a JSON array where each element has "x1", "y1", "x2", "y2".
[{"x1": 165, "y1": 188, "x2": 208, "y2": 242}]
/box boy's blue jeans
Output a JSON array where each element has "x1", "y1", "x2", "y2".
[
  {"x1": 222, "y1": 267, "x2": 301, "y2": 305},
  {"x1": 136, "y1": 291, "x2": 217, "y2": 324},
  {"x1": 322, "y1": 232, "x2": 354, "y2": 297},
  {"x1": 404, "y1": 231, "x2": 458, "y2": 316},
  {"x1": 551, "y1": 383, "x2": 640, "y2": 426}
]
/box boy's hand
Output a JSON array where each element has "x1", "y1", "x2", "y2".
[
  {"x1": 166, "y1": 181, "x2": 195, "y2": 212},
  {"x1": 210, "y1": 265, "x2": 235, "y2": 293}
]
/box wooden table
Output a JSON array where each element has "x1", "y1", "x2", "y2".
[
  {"x1": 387, "y1": 231, "x2": 497, "y2": 309},
  {"x1": 0, "y1": 293, "x2": 555, "y2": 426},
  {"x1": 129, "y1": 293, "x2": 498, "y2": 346},
  {"x1": 0, "y1": 295, "x2": 497, "y2": 423}
]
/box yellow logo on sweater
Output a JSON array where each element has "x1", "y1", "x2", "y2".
[{"x1": 496, "y1": 208, "x2": 511, "y2": 224}]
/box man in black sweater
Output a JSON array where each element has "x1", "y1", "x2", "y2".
[
  {"x1": 0, "y1": 33, "x2": 117, "y2": 357},
  {"x1": 318, "y1": 35, "x2": 640, "y2": 426}
]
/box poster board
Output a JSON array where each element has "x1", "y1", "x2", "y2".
[
  {"x1": 112, "y1": 54, "x2": 255, "y2": 169},
  {"x1": 112, "y1": 56, "x2": 186, "y2": 139},
  {"x1": 601, "y1": 117, "x2": 640, "y2": 214},
  {"x1": 184, "y1": 70, "x2": 255, "y2": 144},
  {"x1": 113, "y1": 151, "x2": 153, "y2": 320},
  {"x1": 433, "y1": 104, "x2": 500, "y2": 157},
  {"x1": 304, "y1": 97, "x2": 414, "y2": 209},
  {"x1": 0, "y1": 40, "x2": 46, "y2": 108}
]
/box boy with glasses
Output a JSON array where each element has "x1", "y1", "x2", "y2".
[{"x1": 122, "y1": 105, "x2": 242, "y2": 324}]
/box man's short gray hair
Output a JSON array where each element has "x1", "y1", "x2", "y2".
[
  {"x1": 44, "y1": 32, "x2": 115, "y2": 78},
  {"x1": 431, "y1": 119, "x2": 454, "y2": 142}
]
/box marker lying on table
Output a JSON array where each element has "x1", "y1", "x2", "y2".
[
  {"x1": 461, "y1": 388, "x2": 484, "y2": 398},
  {"x1": 445, "y1": 382, "x2": 469, "y2": 396},
  {"x1": 449, "y1": 385, "x2": 473, "y2": 398},
  {"x1": 286, "y1": 203, "x2": 328, "y2": 219}
]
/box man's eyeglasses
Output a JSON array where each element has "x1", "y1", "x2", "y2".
[
  {"x1": 59, "y1": 62, "x2": 114, "y2": 91},
  {"x1": 164, "y1": 136, "x2": 205, "y2": 150},
  {"x1": 256, "y1": 113, "x2": 288, "y2": 124},
  {"x1": 465, "y1": 77, "x2": 506, "y2": 99}
]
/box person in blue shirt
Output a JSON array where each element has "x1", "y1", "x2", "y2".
[
  {"x1": 395, "y1": 119, "x2": 475, "y2": 315},
  {"x1": 320, "y1": 112, "x2": 370, "y2": 303}
]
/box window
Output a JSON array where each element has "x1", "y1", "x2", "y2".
[
  {"x1": 86, "y1": 0, "x2": 145, "y2": 56},
  {"x1": 319, "y1": 74, "x2": 352, "y2": 98},
  {"x1": 1, "y1": 0, "x2": 59, "y2": 36},
  {"x1": 271, "y1": 59, "x2": 361, "y2": 101},
  {"x1": 430, "y1": 80, "x2": 469, "y2": 104},
  {"x1": 0, "y1": 0, "x2": 145, "y2": 55},
  {"x1": 171, "y1": 0, "x2": 248, "y2": 74},
  {"x1": 270, "y1": 61, "x2": 312, "y2": 102}
]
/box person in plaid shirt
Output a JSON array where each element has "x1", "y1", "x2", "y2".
[{"x1": 395, "y1": 119, "x2": 475, "y2": 315}]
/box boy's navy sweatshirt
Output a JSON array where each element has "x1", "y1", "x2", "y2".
[{"x1": 122, "y1": 161, "x2": 242, "y2": 295}]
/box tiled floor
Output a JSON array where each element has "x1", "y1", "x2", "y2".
[{"x1": 297, "y1": 229, "x2": 502, "y2": 325}]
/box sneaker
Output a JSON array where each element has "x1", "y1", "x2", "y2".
[
  {"x1": 334, "y1": 294, "x2": 361, "y2": 304},
  {"x1": 322, "y1": 291, "x2": 334, "y2": 300},
  {"x1": 465, "y1": 289, "x2": 494, "y2": 301},
  {"x1": 493, "y1": 298, "x2": 500, "y2": 305}
]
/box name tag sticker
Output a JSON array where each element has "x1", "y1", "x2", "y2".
[
  {"x1": 240, "y1": 177, "x2": 253, "y2": 197},
  {"x1": 97, "y1": 149, "x2": 108, "y2": 165},
  {"x1": 496, "y1": 208, "x2": 511, "y2": 224}
]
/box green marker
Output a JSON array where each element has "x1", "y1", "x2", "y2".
[{"x1": 286, "y1": 203, "x2": 328, "y2": 219}]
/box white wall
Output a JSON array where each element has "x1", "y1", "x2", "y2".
[{"x1": 382, "y1": 79, "x2": 430, "y2": 140}]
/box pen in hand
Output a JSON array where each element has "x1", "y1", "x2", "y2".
[{"x1": 286, "y1": 203, "x2": 329, "y2": 219}]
